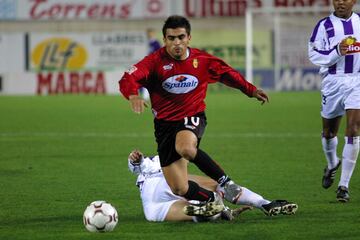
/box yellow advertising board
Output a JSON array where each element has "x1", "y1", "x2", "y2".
[{"x1": 29, "y1": 32, "x2": 148, "y2": 71}]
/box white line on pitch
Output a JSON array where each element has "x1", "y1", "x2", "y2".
[{"x1": 0, "y1": 132, "x2": 319, "y2": 138}]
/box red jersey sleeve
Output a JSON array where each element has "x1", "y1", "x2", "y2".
[
  {"x1": 119, "y1": 54, "x2": 154, "y2": 99},
  {"x1": 208, "y1": 57, "x2": 257, "y2": 97}
]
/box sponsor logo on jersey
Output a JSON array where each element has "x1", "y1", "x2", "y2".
[
  {"x1": 162, "y1": 74, "x2": 198, "y2": 94},
  {"x1": 126, "y1": 66, "x2": 137, "y2": 74},
  {"x1": 345, "y1": 36, "x2": 356, "y2": 45},
  {"x1": 163, "y1": 63, "x2": 174, "y2": 70},
  {"x1": 193, "y1": 59, "x2": 198, "y2": 68},
  {"x1": 347, "y1": 42, "x2": 360, "y2": 54}
]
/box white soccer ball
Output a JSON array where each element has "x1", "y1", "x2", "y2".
[{"x1": 83, "y1": 200, "x2": 118, "y2": 232}]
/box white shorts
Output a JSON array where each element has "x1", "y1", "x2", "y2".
[
  {"x1": 140, "y1": 174, "x2": 185, "y2": 222},
  {"x1": 321, "y1": 74, "x2": 360, "y2": 119}
]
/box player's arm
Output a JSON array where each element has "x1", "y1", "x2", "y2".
[
  {"x1": 119, "y1": 56, "x2": 152, "y2": 113},
  {"x1": 223, "y1": 72, "x2": 269, "y2": 105},
  {"x1": 308, "y1": 22, "x2": 343, "y2": 67},
  {"x1": 208, "y1": 58, "x2": 269, "y2": 104},
  {"x1": 128, "y1": 150, "x2": 144, "y2": 174}
]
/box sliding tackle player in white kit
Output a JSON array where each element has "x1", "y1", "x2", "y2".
[{"x1": 128, "y1": 150, "x2": 297, "y2": 222}]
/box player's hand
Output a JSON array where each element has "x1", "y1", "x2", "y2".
[
  {"x1": 338, "y1": 38, "x2": 350, "y2": 56},
  {"x1": 129, "y1": 95, "x2": 148, "y2": 114},
  {"x1": 128, "y1": 150, "x2": 144, "y2": 164},
  {"x1": 252, "y1": 89, "x2": 269, "y2": 105}
]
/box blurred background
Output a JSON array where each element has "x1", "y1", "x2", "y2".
[{"x1": 0, "y1": 0, "x2": 358, "y2": 95}]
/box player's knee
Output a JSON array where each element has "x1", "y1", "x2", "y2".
[
  {"x1": 169, "y1": 185, "x2": 188, "y2": 196},
  {"x1": 344, "y1": 115, "x2": 360, "y2": 136},
  {"x1": 322, "y1": 130, "x2": 337, "y2": 139},
  {"x1": 346, "y1": 123, "x2": 360, "y2": 137},
  {"x1": 176, "y1": 145, "x2": 196, "y2": 160},
  {"x1": 347, "y1": 129, "x2": 359, "y2": 137}
]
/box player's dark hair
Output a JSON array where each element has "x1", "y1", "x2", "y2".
[{"x1": 162, "y1": 15, "x2": 191, "y2": 37}]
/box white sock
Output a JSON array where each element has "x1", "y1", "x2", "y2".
[
  {"x1": 339, "y1": 136, "x2": 359, "y2": 188},
  {"x1": 322, "y1": 136, "x2": 340, "y2": 169},
  {"x1": 236, "y1": 187, "x2": 270, "y2": 209}
]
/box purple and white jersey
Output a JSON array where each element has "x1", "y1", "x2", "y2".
[{"x1": 308, "y1": 12, "x2": 360, "y2": 77}]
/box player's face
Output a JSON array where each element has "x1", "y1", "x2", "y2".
[
  {"x1": 163, "y1": 28, "x2": 191, "y2": 60},
  {"x1": 333, "y1": 0, "x2": 356, "y2": 19}
]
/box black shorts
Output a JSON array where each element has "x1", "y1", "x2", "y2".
[{"x1": 154, "y1": 112, "x2": 207, "y2": 167}]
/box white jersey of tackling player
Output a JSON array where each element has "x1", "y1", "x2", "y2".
[
  {"x1": 128, "y1": 155, "x2": 185, "y2": 222},
  {"x1": 128, "y1": 155, "x2": 162, "y2": 188},
  {"x1": 309, "y1": 12, "x2": 360, "y2": 77},
  {"x1": 308, "y1": 12, "x2": 360, "y2": 118}
]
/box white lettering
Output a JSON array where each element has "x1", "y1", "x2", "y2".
[
  {"x1": 276, "y1": 69, "x2": 322, "y2": 91},
  {"x1": 191, "y1": 117, "x2": 200, "y2": 126},
  {"x1": 348, "y1": 45, "x2": 360, "y2": 52},
  {"x1": 162, "y1": 74, "x2": 199, "y2": 94}
]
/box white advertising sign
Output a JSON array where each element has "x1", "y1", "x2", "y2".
[
  {"x1": 29, "y1": 32, "x2": 147, "y2": 71},
  {"x1": 1, "y1": 0, "x2": 337, "y2": 20},
  {"x1": 0, "y1": 0, "x2": 17, "y2": 19},
  {"x1": 0, "y1": 70, "x2": 124, "y2": 95},
  {"x1": 4, "y1": 0, "x2": 360, "y2": 21},
  {"x1": 0, "y1": 33, "x2": 24, "y2": 72},
  {"x1": 13, "y1": 0, "x2": 170, "y2": 20},
  {"x1": 3, "y1": 0, "x2": 349, "y2": 20}
]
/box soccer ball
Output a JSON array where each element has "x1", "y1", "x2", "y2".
[{"x1": 83, "y1": 200, "x2": 118, "y2": 232}]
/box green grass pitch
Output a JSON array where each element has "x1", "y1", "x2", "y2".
[{"x1": 1, "y1": 91, "x2": 359, "y2": 240}]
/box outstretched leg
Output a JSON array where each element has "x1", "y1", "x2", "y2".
[{"x1": 217, "y1": 182, "x2": 298, "y2": 216}]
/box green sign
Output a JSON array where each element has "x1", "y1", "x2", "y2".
[{"x1": 190, "y1": 30, "x2": 272, "y2": 69}]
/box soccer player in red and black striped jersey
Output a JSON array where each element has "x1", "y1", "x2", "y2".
[{"x1": 119, "y1": 15, "x2": 272, "y2": 217}]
